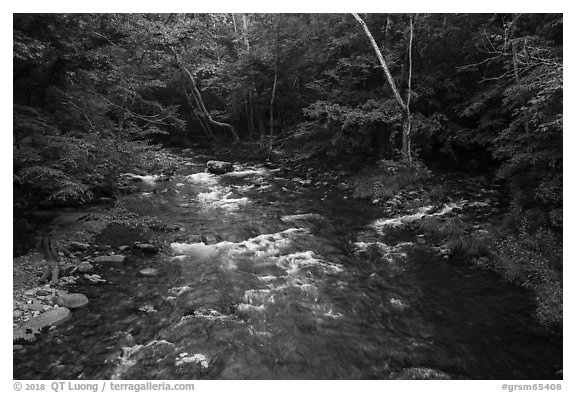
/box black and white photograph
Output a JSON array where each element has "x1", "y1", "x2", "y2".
[{"x1": 11, "y1": 7, "x2": 564, "y2": 387}]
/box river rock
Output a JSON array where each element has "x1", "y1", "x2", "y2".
[
  {"x1": 55, "y1": 293, "x2": 89, "y2": 309},
  {"x1": 93, "y1": 255, "x2": 126, "y2": 263},
  {"x1": 84, "y1": 274, "x2": 106, "y2": 284},
  {"x1": 13, "y1": 310, "x2": 23, "y2": 319},
  {"x1": 69, "y1": 241, "x2": 90, "y2": 251},
  {"x1": 60, "y1": 262, "x2": 78, "y2": 275},
  {"x1": 201, "y1": 233, "x2": 219, "y2": 245},
  {"x1": 13, "y1": 307, "x2": 71, "y2": 342},
  {"x1": 27, "y1": 303, "x2": 47, "y2": 312},
  {"x1": 78, "y1": 262, "x2": 94, "y2": 273},
  {"x1": 206, "y1": 160, "x2": 234, "y2": 175},
  {"x1": 134, "y1": 243, "x2": 159, "y2": 253},
  {"x1": 23, "y1": 288, "x2": 38, "y2": 296},
  {"x1": 139, "y1": 267, "x2": 160, "y2": 277}
]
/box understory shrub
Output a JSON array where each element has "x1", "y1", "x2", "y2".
[
  {"x1": 418, "y1": 216, "x2": 491, "y2": 257},
  {"x1": 350, "y1": 159, "x2": 430, "y2": 200},
  {"x1": 490, "y1": 225, "x2": 562, "y2": 329}
]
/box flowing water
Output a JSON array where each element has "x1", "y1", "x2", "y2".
[{"x1": 13, "y1": 152, "x2": 562, "y2": 380}]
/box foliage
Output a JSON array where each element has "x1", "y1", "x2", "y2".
[
  {"x1": 418, "y1": 216, "x2": 491, "y2": 257},
  {"x1": 350, "y1": 159, "x2": 430, "y2": 200},
  {"x1": 487, "y1": 224, "x2": 562, "y2": 329},
  {"x1": 419, "y1": 217, "x2": 467, "y2": 240}
]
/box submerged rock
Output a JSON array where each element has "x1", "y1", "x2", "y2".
[
  {"x1": 69, "y1": 241, "x2": 90, "y2": 251},
  {"x1": 55, "y1": 293, "x2": 89, "y2": 309},
  {"x1": 95, "y1": 245, "x2": 112, "y2": 251},
  {"x1": 139, "y1": 267, "x2": 160, "y2": 277},
  {"x1": 201, "y1": 233, "x2": 219, "y2": 245},
  {"x1": 206, "y1": 160, "x2": 233, "y2": 175},
  {"x1": 93, "y1": 255, "x2": 126, "y2": 263},
  {"x1": 13, "y1": 307, "x2": 71, "y2": 342},
  {"x1": 134, "y1": 243, "x2": 159, "y2": 254}
]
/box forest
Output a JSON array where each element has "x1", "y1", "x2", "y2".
[{"x1": 13, "y1": 13, "x2": 562, "y2": 380}]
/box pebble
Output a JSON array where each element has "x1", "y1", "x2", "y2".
[{"x1": 13, "y1": 310, "x2": 23, "y2": 319}]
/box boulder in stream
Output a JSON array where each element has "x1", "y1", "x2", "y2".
[
  {"x1": 13, "y1": 307, "x2": 71, "y2": 342},
  {"x1": 206, "y1": 160, "x2": 234, "y2": 175},
  {"x1": 134, "y1": 243, "x2": 159, "y2": 254},
  {"x1": 55, "y1": 293, "x2": 89, "y2": 309},
  {"x1": 201, "y1": 233, "x2": 219, "y2": 245}
]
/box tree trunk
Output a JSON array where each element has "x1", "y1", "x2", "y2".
[
  {"x1": 170, "y1": 47, "x2": 239, "y2": 143},
  {"x1": 404, "y1": 15, "x2": 414, "y2": 162},
  {"x1": 249, "y1": 89, "x2": 255, "y2": 140},
  {"x1": 241, "y1": 14, "x2": 250, "y2": 51},
  {"x1": 269, "y1": 67, "x2": 277, "y2": 148},
  {"x1": 352, "y1": 13, "x2": 413, "y2": 161},
  {"x1": 117, "y1": 93, "x2": 128, "y2": 131},
  {"x1": 509, "y1": 14, "x2": 530, "y2": 135},
  {"x1": 269, "y1": 16, "x2": 281, "y2": 150},
  {"x1": 256, "y1": 110, "x2": 265, "y2": 141},
  {"x1": 185, "y1": 89, "x2": 216, "y2": 142},
  {"x1": 244, "y1": 94, "x2": 253, "y2": 140}
]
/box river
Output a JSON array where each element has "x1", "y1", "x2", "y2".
[{"x1": 13, "y1": 150, "x2": 562, "y2": 379}]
